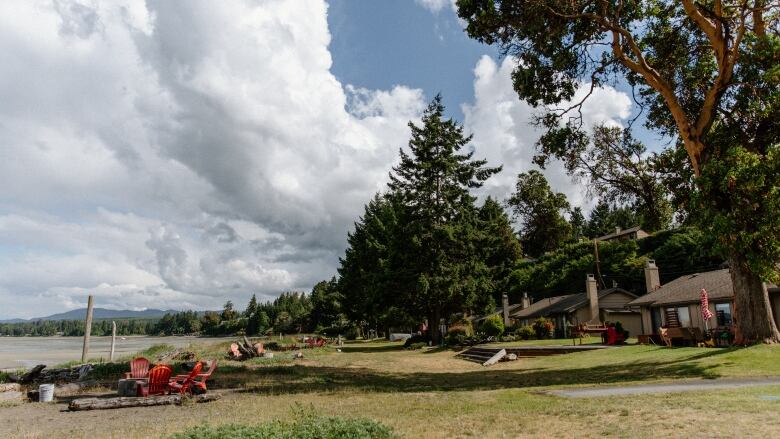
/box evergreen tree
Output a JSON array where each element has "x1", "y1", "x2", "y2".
[
  {"x1": 245, "y1": 294, "x2": 260, "y2": 335},
  {"x1": 507, "y1": 170, "x2": 571, "y2": 257},
  {"x1": 387, "y1": 95, "x2": 500, "y2": 343},
  {"x1": 569, "y1": 207, "x2": 586, "y2": 242},
  {"x1": 477, "y1": 196, "x2": 523, "y2": 305}
]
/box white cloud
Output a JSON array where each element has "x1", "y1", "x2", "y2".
[
  {"x1": 462, "y1": 56, "x2": 632, "y2": 211},
  {"x1": 0, "y1": 0, "x2": 425, "y2": 318},
  {"x1": 414, "y1": 0, "x2": 457, "y2": 14}
]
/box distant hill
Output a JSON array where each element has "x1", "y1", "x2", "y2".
[{"x1": 0, "y1": 308, "x2": 177, "y2": 323}]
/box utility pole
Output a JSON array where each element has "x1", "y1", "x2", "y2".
[
  {"x1": 81, "y1": 295, "x2": 94, "y2": 363},
  {"x1": 593, "y1": 240, "x2": 605, "y2": 289},
  {"x1": 109, "y1": 320, "x2": 117, "y2": 362}
]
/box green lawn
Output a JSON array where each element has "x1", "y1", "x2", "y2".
[{"x1": 2, "y1": 339, "x2": 780, "y2": 438}]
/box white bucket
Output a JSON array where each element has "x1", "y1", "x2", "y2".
[{"x1": 38, "y1": 384, "x2": 54, "y2": 402}]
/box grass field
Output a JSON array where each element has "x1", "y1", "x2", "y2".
[{"x1": 2, "y1": 339, "x2": 780, "y2": 438}]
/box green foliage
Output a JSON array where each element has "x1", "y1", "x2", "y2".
[
  {"x1": 507, "y1": 170, "x2": 571, "y2": 257},
  {"x1": 517, "y1": 325, "x2": 534, "y2": 340},
  {"x1": 694, "y1": 144, "x2": 780, "y2": 283},
  {"x1": 507, "y1": 228, "x2": 722, "y2": 300},
  {"x1": 532, "y1": 318, "x2": 554, "y2": 339},
  {"x1": 481, "y1": 315, "x2": 505, "y2": 337},
  {"x1": 405, "y1": 342, "x2": 426, "y2": 350},
  {"x1": 166, "y1": 416, "x2": 395, "y2": 439}
]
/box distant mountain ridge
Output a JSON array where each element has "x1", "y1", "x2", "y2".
[{"x1": 0, "y1": 308, "x2": 177, "y2": 323}]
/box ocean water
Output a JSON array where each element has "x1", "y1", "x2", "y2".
[{"x1": 0, "y1": 336, "x2": 229, "y2": 370}]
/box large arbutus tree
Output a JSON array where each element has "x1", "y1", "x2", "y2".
[{"x1": 457, "y1": 0, "x2": 780, "y2": 343}]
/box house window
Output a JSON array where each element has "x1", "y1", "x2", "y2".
[
  {"x1": 665, "y1": 306, "x2": 691, "y2": 328},
  {"x1": 715, "y1": 303, "x2": 732, "y2": 326}
]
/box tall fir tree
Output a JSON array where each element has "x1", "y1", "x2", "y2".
[
  {"x1": 388, "y1": 95, "x2": 500, "y2": 343},
  {"x1": 507, "y1": 170, "x2": 571, "y2": 257},
  {"x1": 477, "y1": 197, "x2": 523, "y2": 306}
]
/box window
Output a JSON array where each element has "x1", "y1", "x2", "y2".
[
  {"x1": 715, "y1": 303, "x2": 732, "y2": 326},
  {"x1": 665, "y1": 306, "x2": 691, "y2": 328}
]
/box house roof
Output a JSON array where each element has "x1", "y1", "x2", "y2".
[
  {"x1": 628, "y1": 268, "x2": 780, "y2": 307},
  {"x1": 594, "y1": 225, "x2": 645, "y2": 241},
  {"x1": 471, "y1": 303, "x2": 523, "y2": 323},
  {"x1": 510, "y1": 288, "x2": 637, "y2": 319}
]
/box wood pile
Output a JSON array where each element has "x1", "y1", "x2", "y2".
[
  {"x1": 7, "y1": 364, "x2": 93, "y2": 384},
  {"x1": 68, "y1": 393, "x2": 221, "y2": 411},
  {"x1": 227, "y1": 336, "x2": 265, "y2": 360}
]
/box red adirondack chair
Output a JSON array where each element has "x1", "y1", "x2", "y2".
[
  {"x1": 605, "y1": 327, "x2": 625, "y2": 345},
  {"x1": 172, "y1": 360, "x2": 217, "y2": 393},
  {"x1": 136, "y1": 364, "x2": 172, "y2": 397},
  {"x1": 168, "y1": 361, "x2": 203, "y2": 395},
  {"x1": 125, "y1": 357, "x2": 150, "y2": 379}
]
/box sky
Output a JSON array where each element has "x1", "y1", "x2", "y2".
[{"x1": 0, "y1": 0, "x2": 636, "y2": 319}]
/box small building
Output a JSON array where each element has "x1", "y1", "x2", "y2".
[
  {"x1": 509, "y1": 275, "x2": 642, "y2": 338},
  {"x1": 594, "y1": 226, "x2": 649, "y2": 242},
  {"x1": 627, "y1": 260, "x2": 780, "y2": 336}
]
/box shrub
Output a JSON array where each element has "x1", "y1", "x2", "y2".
[
  {"x1": 517, "y1": 325, "x2": 534, "y2": 340},
  {"x1": 532, "y1": 317, "x2": 554, "y2": 339},
  {"x1": 405, "y1": 342, "x2": 426, "y2": 350},
  {"x1": 481, "y1": 315, "x2": 505, "y2": 337},
  {"x1": 403, "y1": 334, "x2": 427, "y2": 347},
  {"x1": 166, "y1": 415, "x2": 395, "y2": 439}
]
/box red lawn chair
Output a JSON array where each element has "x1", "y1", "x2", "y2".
[
  {"x1": 136, "y1": 364, "x2": 172, "y2": 397},
  {"x1": 606, "y1": 327, "x2": 625, "y2": 345},
  {"x1": 171, "y1": 360, "x2": 217, "y2": 393},
  {"x1": 125, "y1": 357, "x2": 150, "y2": 379},
  {"x1": 168, "y1": 361, "x2": 203, "y2": 395}
]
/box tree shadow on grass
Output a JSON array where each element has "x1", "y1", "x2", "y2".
[{"x1": 231, "y1": 348, "x2": 733, "y2": 396}]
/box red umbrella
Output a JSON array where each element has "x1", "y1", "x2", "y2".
[{"x1": 701, "y1": 289, "x2": 713, "y2": 330}]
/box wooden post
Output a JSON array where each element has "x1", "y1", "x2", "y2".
[
  {"x1": 81, "y1": 295, "x2": 94, "y2": 363},
  {"x1": 110, "y1": 320, "x2": 116, "y2": 362}
]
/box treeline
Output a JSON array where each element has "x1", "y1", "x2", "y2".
[
  {"x1": 0, "y1": 318, "x2": 157, "y2": 337},
  {"x1": 152, "y1": 285, "x2": 344, "y2": 336}
]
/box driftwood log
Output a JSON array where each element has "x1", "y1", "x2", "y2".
[
  {"x1": 8, "y1": 364, "x2": 46, "y2": 383},
  {"x1": 68, "y1": 393, "x2": 221, "y2": 411}
]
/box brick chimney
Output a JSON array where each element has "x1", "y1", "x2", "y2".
[
  {"x1": 501, "y1": 293, "x2": 510, "y2": 326},
  {"x1": 644, "y1": 259, "x2": 661, "y2": 293},
  {"x1": 586, "y1": 274, "x2": 599, "y2": 323},
  {"x1": 521, "y1": 292, "x2": 530, "y2": 310}
]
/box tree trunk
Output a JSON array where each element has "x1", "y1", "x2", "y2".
[
  {"x1": 729, "y1": 255, "x2": 780, "y2": 345},
  {"x1": 428, "y1": 309, "x2": 442, "y2": 345}
]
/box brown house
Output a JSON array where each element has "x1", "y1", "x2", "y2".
[
  {"x1": 594, "y1": 226, "x2": 649, "y2": 242},
  {"x1": 509, "y1": 275, "x2": 642, "y2": 338},
  {"x1": 627, "y1": 260, "x2": 780, "y2": 336}
]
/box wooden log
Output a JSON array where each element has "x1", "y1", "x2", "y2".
[
  {"x1": 68, "y1": 393, "x2": 221, "y2": 411},
  {"x1": 482, "y1": 349, "x2": 506, "y2": 366},
  {"x1": 9, "y1": 364, "x2": 46, "y2": 383}
]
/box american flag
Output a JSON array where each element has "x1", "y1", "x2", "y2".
[{"x1": 701, "y1": 289, "x2": 713, "y2": 320}]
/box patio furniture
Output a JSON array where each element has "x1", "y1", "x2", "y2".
[
  {"x1": 136, "y1": 365, "x2": 172, "y2": 397},
  {"x1": 125, "y1": 357, "x2": 150, "y2": 379},
  {"x1": 168, "y1": 361, "x2": 203, "y2": 395},
  {"x1": 605, "y1": 327, "x2": 625, "y2": 345},
  {"x1": 172, "y1": 360, "x2": 217, "y2": 393},
  {"x1": 571, "y1": 323, "x2": 608, "y2": 345}
]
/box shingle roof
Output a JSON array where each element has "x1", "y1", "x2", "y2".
[
  {"x1": 510, "y1": 288, "x2": 637, "y2": 319},
  {"x1": 628, "y1": 269, "x2": 733, "y2": 307},
  {"x1": 471, "y1": 304, "x2": 523, "y2": 322}
]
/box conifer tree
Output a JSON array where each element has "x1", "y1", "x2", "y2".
[{"x1": 388, "y1": 95, "x2": 500, "y2": 343}]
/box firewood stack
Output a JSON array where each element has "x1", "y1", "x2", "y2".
[{"x1": 227, "y1": 336, "x2": 265, "y2": 360}]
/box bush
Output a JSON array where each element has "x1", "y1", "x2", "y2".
[
  {"x1": 481, "y1": 315, "x2": 505, "y2": 337},
  {"x1": 166, "y1": 415, "x2": 395, "y2": 439},
  {"x1": 405, "y1": 342, "x2": 426, "y2": 350},
  {"x1": 517, "y1": 326, "x2": 534, "y2": 340},
  {"x1": 403, "y1": 334, "x2": 427, "y2": 347},
  {"x1": 532, "y1": 317, "x2": 554, "y2": 339}
]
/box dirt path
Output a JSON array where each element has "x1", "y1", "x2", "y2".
[{"x1": 546, "y1": 377, "x2": 780, "y2": 398}]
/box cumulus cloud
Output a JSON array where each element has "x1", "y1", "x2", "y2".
[
  {"x1": 0, "y1": 0, "x2": 425, "y2": 318},
  {"x1": 463, "y1": 56, "x2": 632, "y2": 210}
]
